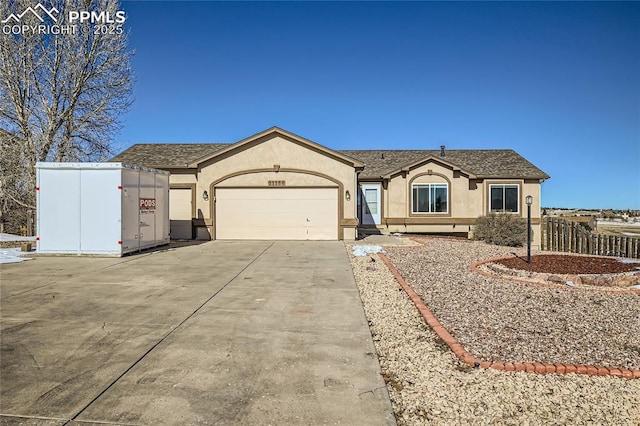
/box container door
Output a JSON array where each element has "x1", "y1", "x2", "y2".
[
  {"x1": 79, "y1": 169, "x2": 122, "y2": 254},
  {"x1": 121, "y1": 168, "x2": 140, "y2": 252},
  {"x1": 37, "y1": 168, "x2": 81, "y2": 253},
  {"x1": 139, "y1": 171, "x2": 157, "y2": 249},
  {"x1": 155, "y1": 174, "x2": 170, "y2": 243}
]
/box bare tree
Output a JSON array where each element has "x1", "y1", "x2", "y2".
[{"x1": 0, "y1": 0, "x2": 133, "y2": 233}]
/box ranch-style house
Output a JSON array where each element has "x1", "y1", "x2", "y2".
[{"x1": 111, "y1": 127, "x2": 550, "y2": 247}]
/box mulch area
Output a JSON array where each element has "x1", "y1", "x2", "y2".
[{"x1": 495, "y1": 254, "x2": 640, "y2": 275}]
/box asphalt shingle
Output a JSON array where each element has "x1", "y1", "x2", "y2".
[
  {"x1": 110, "y1": 143, "x2": 228, "y2": 167},
  {"x1": 110, "y1": 144, "x2": 549, "y2": 180},
  {"x1": 340, "y1": 149, "x2": 549, "y2": 179}
]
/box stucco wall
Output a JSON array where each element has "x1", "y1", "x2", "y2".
[
  {"x1": 168, "y1": 173, "x2": 197, "y2": 185},
  {"x1": 217, "y1": 171, "x2": 337, "y2": 187},
  {"x1": 195, "y1": 135, "x2": 358, "y2": 240},
  {"x1": 384, "y1": 161, "x2": 480, "y2": 219},
  {"x1": 373, "y1": 160, "x2": 543, "y2": 248}
]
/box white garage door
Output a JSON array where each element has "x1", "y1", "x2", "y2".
[
  {"x1": 169, "y1": 188, "x2": 193, "y2": 239},
  {"x1": 215, "y1": 188, "x2": 338, "y2": 240}
]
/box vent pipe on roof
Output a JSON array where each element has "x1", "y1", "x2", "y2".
[{"x1": 440, "y1": 145, "x2": 445, "y2": 158}]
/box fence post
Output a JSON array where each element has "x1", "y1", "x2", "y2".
[
  {"x1": 617, "y1": 236, "x2": 622, "y2": 257},
  {"x1": 545, "y1": 217, "x2": 550, "y2": 251},
  {"x1": 569, "y1": 222, "x2": 573, "y2": 252},
  {"x1": 558, "y1": 219, "x2": 563, "y2": 252},
  {"x1": 27, "y1": 209, "x2": 34, "y2": 237},
  {"x1": 622, "y1": 236, "x2": 628, "y2": 258}
]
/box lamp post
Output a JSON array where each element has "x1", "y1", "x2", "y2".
[{"x1": 526, "y1": 195, "x2": 533, "y2": 263}]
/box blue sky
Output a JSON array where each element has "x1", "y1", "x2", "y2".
[{"x1": 118, "y1": 1, "x2": 640, "y2": 210}]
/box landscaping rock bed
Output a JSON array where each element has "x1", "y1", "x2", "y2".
[
  {"x1": 480, "y1": 260, "x2": 640, "y2": 289},
  {"x1": 383, "y1": 238, "x2": 640, "y2": 369},
  {"x1": 349, "y1": 240, "x2": 640, "y2": 424},
  {"x1": 484, "y1": 254, "x2": 640, "y2": 289}
]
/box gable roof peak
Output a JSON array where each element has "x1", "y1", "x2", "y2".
[{"x1": 187, "y1": 126, "x2": 364, "y2": 168}]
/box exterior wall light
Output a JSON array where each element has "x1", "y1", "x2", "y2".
[
  {"x1": 203, "y1": 190, "x2": 209, "y2": 201},
  {"x1": 525, "y1": 195, "x2": 533, "y2": 263},
  {"x1": 345, "y1": 190, "x2": 351, "y2": 201}
]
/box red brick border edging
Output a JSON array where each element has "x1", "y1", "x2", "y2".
[
  {"x1": 377, "y1": 253, "x2": 640, "y2": 379},
  {"x1": 470, "y1": 256, "x2": 640, "y2": 295}
]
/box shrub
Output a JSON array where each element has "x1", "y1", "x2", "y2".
[{"x1": 472, "y1": 213, "x2": 528, "y2": 247}]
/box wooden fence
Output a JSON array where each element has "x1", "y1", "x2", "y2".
[{"x1": 542, "y1": 217, "x2": 640, "y2": 259}]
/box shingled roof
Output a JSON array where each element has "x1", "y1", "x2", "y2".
[
  {"x1": 111, "y1": 144, "x2": 549, "y2": 180},
  {"x1": 110, "y1": 143, "x2": 229, "y2": 167},
  {"x1": 339, "y1": 149, "x2": 549, "y2": 179}
]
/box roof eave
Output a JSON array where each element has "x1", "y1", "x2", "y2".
[
  {"x1": 381, "y1": 155, "x2": 476, "y2": 179},
  {"x1": 476, "y1": 174, "x2": 550, "y2": 180},
  {"x1": 149, "y1": 164, "x2": 197, "y2": 170},
  {"x1": 187, "y1": 126, "x2": 365, "y2": 168}
]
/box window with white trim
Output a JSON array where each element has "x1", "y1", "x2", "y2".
[
  {"x1": 490, "y1": 184, "x2": 519, "y2": 213},
  {"x1": 412, "y1": 183, "x2": 448, "y2": 213}
]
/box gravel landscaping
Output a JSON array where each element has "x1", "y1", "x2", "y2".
[
  {"x1": 387, "y1": 238, "x2": 640, "y2": 369},
  {"x1": 349, "y1": 238, "x2": 640, "y2": 425}
]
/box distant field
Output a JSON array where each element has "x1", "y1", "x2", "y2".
[{"x1": 597, "y1": 225, "x2": 640, "y2": 237}]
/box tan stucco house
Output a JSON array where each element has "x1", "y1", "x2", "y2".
[{"x1": 111, "y1": 127, "x2": 549, "y2": 246}]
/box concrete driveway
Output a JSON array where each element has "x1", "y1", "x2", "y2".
[{"x1": 1, "y1": 241, "x2": 395, "y2": 425}]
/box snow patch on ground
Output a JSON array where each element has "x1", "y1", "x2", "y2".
[
  {"x1": 1, "y1": 247, "x2": 32, "y2": 264},
  {"x1": 352, "y1": 245, "x2": 385, "y2": 257},
  {"x1": 617, "y1": 258, "x2": 640, "y2": 264},
  {"x1": 1, "y1": 233, "x2": 36, "y2": 242}
]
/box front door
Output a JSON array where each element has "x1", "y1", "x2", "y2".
[{"x1": 360, "y1": 184, "x2": 381, "y2": 225}]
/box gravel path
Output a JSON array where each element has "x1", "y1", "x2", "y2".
[{"x1": 349, "y1": 239, "x2": 640, "y2": 425}]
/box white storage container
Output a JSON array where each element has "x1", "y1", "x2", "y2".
[{"x1": 36, "y1": 162, "x2": 170, "y2": 256}]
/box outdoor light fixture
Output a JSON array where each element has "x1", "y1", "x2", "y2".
[
  {"x1": 345, "y1": 190, "x2": 351, "y2": 201},
  {"x1": 525, "y1": 195, "x2": 533, "y2": 263},
  {"x1": 203, "y1": 190, "x2": 209, "y2": 201}
]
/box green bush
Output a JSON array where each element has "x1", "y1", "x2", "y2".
[{"x1": 472, "y1": 213, "x2": 528, "y2": 247}]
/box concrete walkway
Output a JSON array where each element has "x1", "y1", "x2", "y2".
[{"x1": 1, "y1": 241, "x2": 395, "y2": 425}]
